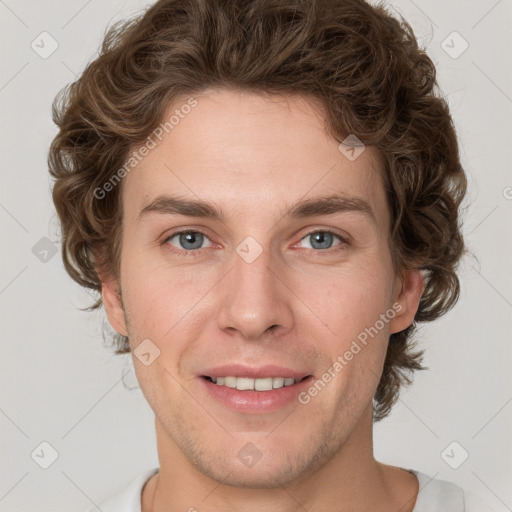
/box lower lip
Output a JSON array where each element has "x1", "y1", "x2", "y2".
[{"x1": 199, "y1": 376, "x2": 314, "y2": 414}]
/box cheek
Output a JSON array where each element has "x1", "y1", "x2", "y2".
[
  {"x1": 303, "y1": 262, "x2": 394, "y2": 336},
  {"x1": 298, "y1": 262, "x2": 393, "y2": 398},
  {"x1": 120, "y1": 252, "x2": 214, "y2": 343},
  {"x1": 307, "y1": 285, "x2": 391, "y2": 417}
]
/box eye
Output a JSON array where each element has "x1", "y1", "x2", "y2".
[
  {"x1": 297, "y1": 230, "x2": 348, "y2": 251},
  {"x1": 163, "y1": 230, "x2": 213, "y2": 254},
  {"x1": 162, "y1": 228, "x2": 349, "y2": 257}
]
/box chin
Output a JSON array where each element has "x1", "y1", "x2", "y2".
[
  {"x1": 195, "y1": 456, "x2": 307, "y2": 489},
  {"x1": 179, "y1": 432, "x2": 337, "y2": 489}
]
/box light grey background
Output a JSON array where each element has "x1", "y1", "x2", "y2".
[{"x1": 1, "y1": 0, "x2": 511, "y2": 510}]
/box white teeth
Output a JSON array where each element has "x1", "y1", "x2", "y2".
[
  {"x1": 223, "y1": 376, "x2": 237, "y2": 388},
  {"x1": 236, "y1": 377, "x2": 255, "y2": 391},
  {"x1": 209, "y1": 376, "x2": 300, "y2": 391},
  {"x1": 255, "y1": 377, "x2": 273, "y2": 391},
  {"x1": 273, "y1": 377, "x2": 284, "y2": 388}
]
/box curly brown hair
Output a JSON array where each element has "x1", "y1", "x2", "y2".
[{"x1": 48, "y1": 0, "x2": 467, "y2": 421}]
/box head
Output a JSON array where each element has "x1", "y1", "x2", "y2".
[{"x1": 48, "y1": 0, "x2": 466, "y2": 486}]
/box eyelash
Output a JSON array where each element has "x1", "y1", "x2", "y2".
[{"x1": 161, "y1": 228, "x2": 349, "y2": 257}]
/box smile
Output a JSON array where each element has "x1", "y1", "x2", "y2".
[
  {"x1": 203, "y1": 375, "x2": 309, "y2": 391},
  {"x1": 200, "y1": 375, "x2": 314, "y2": 414}
]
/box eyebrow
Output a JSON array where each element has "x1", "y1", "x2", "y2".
[{"x1": 137, "y1": 193, "x2": 376, "y2": 225}]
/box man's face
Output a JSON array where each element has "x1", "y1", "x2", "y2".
[{"x1": 102, "y1": 89, "x2": 421, "y2": 487}]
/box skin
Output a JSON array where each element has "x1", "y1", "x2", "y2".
[{"x1": 100, "y1": 89, "x2": 424, "y2": 512}]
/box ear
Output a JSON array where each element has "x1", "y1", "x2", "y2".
[
  {"x1": 388, "y1": 268, "x2": 424, "y2": 334},
  {"x1": 98, "y1": 269, "x2": 128, "y2": 337}
]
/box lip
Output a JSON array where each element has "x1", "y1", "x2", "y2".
[
  {"x1": 199, "y1": 364, "x2": 311, "y2": 380},
  {"x1": 198, "y1": 372, "x2": 314, "y2": 414}
]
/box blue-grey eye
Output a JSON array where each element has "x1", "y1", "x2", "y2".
[
  {"x1": 166, "y1": 231, "x2": 212, "y2": 251},
  {"x1": 299, "y1": 231, "x2": 343, "y2": 250}
]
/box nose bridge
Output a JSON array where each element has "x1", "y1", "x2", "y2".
[{"x1": 216, "y1": 239, "x2": 292, "y2": 340}]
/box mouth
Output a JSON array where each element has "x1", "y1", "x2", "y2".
[
  {"x1": 202, "y1": 375, "x2": 311, "y2": 391},
  {"x1": 199, "y1": 374, "x2": 314, "y2": 414}
]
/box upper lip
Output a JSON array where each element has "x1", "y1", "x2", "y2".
[{"x1": 200, "y1": 364, "x2": 311, "y2": 380}]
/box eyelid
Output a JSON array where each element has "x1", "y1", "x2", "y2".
[{"x1": 297, "y1": 226, "x2": 351, "y2": 244}]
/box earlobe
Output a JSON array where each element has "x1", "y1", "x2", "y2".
[
  {"x1": 99, "y1": 272, "x2": 128, "y2": 337},
  {"x1": 389, "y1": 269, "x2": 424, "y2": 335}
]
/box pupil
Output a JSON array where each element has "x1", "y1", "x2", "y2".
[
  {"x1": 312, "y1": 232, "x2": 332, "y2": 249},
  {"x1": 181, "y1": 232, "x2": 202, "y2": 249}
]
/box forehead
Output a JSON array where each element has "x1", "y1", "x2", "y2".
[{"x1": 122, "y1": 89, "x2": 388, "y2": 226}]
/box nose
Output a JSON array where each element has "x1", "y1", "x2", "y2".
[{"x1": 216, "y1": 244, "x2": 294, "y2": 341}]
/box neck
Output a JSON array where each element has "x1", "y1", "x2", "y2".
[{"x1": 143, "y1": 407, "x2": 418, "y2": 512}]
